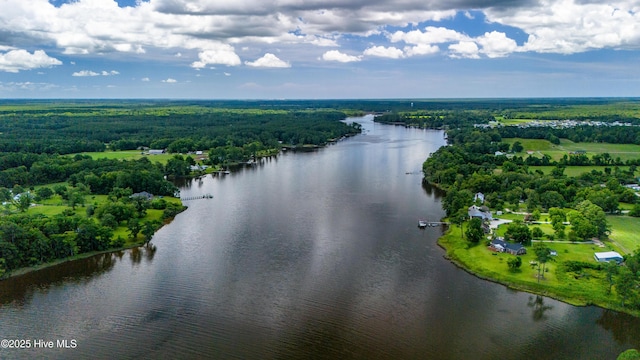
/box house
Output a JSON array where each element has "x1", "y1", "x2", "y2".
[
  {"x1": 468, "y1": 205, "x2": 492, "y2": 221},
  {"x1": 130, "y1": 191, "x2": 153, "y2": 201},
  {"x1": 494, "y1": 151, "x2": 506, "y2": 156},
  {"x1": 474, "y1": 192, "x2": 485, "y2": 204},
  {"x1": 148, "y1": 149, "x2": 165, "y2": 155},
  {"x1": 594, "y1": 251, "x2": 624, "y2": 264},
  {"x1": 489, "y1": 238, "x2": 527, "y2": 255}
]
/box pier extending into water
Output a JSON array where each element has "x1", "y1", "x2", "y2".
[{"x1": 180, "y1": 194, "x2": 213, "y2": 201}]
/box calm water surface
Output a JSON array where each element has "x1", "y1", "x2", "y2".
[{"x1": 1, "y1": 115, "x2": 639, "y2": 359}]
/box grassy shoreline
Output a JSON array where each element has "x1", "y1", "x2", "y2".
[{"x1": 437, "y1": 226, "x2": 639, "y2": 317}]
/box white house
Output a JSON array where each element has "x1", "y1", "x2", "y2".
[{"x1": 594, "y1": 251, "x2": 624, "y2": 264}]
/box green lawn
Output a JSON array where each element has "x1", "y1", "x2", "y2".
[
  {"x1": 439, "y1": 225, "x2": 635, "y2": 314},
  {"x1": 75, "y1": 150, "x2": 177, "y2": 165},
  {"x1": 503, "y1": 138, "x2": 640, "y2": 163},
  {"x1": 607, "y1": 215, "x2": 640, "y2": 255},
  {"x1": 531, "y1": 166, "x2": 635, "y2": 177}
]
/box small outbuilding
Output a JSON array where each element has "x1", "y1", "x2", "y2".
[{"x1": 594, "y1": 251, "x2": 624, "y2": 264}]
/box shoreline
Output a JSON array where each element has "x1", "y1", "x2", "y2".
[
  {"x1": 3, "y1": 241, "x2": 148, "y2": 280},
  {"x1": 436, "y1": 226, "x2": 640, "y2": 317},
  {"x1": 1, "y1": 208, "x2": 185, "y2": 281}
]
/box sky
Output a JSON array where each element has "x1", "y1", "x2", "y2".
[{"x1": 0, "y1": 0, "x2": 639, "y2": 99}]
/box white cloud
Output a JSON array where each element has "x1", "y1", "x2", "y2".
[
  {"x1": 476, "y1": 31, "x2": 518, "y2": 58},
  {"x1": 0, "y1": 0, "x2": 638, "y2": 73},
  {"x1": 363, "y1": 46, "x2": 405, "y2": 59},
  {"x1": 245, "y1": 53, "x2": 291, "y2": 68},
  {"x1": 191, "y1": 46, "x2": 242, "y2": 68},
  {"x1": 72, "y1": 70, "x2": 100, "y2": 77},
  {"x1": 141, "y1": 77, "x2": 150, "y2": 81},
  {"x1": 0, "y1": 49, "x2": 62, "y2": 73},
  {"x1": 72, "y1": 69, "x2": 120, "y2": 76},
  {"x1": 162, "y1": 78, "x2": 177, "y2": 83},
  {"x1": 404, "y1": 44, "x2": 440, "y2": 56},
  {"x1": 321, "y1": 50, "x2": 361, "y2": 63},
  {"x1": 448, "y1": 41, "x2": 480, "y2": 59},
  {"x1": 485, "y1": 0, "x2": 640, "y2": 54},
  {"x1": 390, "y1": 26, "x2": 469, "y2": 46},
  {"x1": 224, "y1": 72, "x2": 231, "y2": 76}
]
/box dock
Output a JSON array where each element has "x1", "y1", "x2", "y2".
[{"x1": 180, "y1": 194, "x2": 213, "y2": 201}]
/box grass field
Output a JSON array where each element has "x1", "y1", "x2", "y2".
[
  {"x1": 503, "y1": 138, "x2": 640, "y2": 163},
  {"x1": 76, "y1": 150, "x2": 176, "y2": 165},
  {"x1": 530, "y1": 166, "x2": 635, "y2": 177},
  {"x1": 607, "y1": 215, "x2": 640, "y2": 255},
  {"x1": 439, "y1": 226, "x2": 635, "y2": 314}
]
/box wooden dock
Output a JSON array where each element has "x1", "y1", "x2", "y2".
[{"x1": 180, "y1": 194, "x2": 213, "y2": 201}]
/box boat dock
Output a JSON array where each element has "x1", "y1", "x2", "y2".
[{"x1": 180, "y1": 194, "x2": 213, "y2": 201}]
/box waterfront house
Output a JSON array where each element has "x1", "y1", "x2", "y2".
[
  {"x1": 489, "y1": 238, "x2": 527, "y2": 255},
  {"x1": 468, "y1": 205, "x2": 492, "y2": 221},
  {"x1": 130, "y1": 191, "x2": 154, "y2": 201}
]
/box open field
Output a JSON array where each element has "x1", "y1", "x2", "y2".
[
  {"x1": 503, "y1": 138, "x2": 640, "y2": 163},
  {"x1": 607, "y1": 215, "x2": 640, "y2": 255},
  {"x1": 76, "y1": 150, "x2": 176, "y2": 165},
  {"x1": 530, "y1": 166, "x2": 635, "y2": 176},
  {"x1": 438, "y1": 228, "x2": 624, "y2": 310}
]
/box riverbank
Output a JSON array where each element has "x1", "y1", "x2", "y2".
[
  {"x1": 436, "y1": 226, "x2": 640, "y2": 317},
  {"x1": 0, "y1": 204, "x2": 186, "y2": 281}
]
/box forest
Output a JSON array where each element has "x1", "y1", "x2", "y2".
[{"x1": 0, "y1": 100, "x2": 362, "y2": 278}]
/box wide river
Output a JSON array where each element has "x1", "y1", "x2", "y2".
[{"x1": 1, "y1": 115, "x2": 639, "y2": 359}]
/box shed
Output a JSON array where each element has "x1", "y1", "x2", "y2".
[{"x1": 594, "y1": 251, "x2": 623, "y2": 264}]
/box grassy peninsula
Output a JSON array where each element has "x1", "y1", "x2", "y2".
[{"x1": 376, "y1": 98, "x2": 640, "y2": 316}]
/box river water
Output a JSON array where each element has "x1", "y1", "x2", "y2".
[{"x1": 1, "y1": 115, "x2": 639, "y2": 359}]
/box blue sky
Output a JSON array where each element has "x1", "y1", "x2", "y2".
[{"x1": 1, "y1": 0, "x2": 639, "y2": 99}]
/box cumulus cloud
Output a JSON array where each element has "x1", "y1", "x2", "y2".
[
  {"x1": 321, "y1": 50, "x2": 362, "y2": 62},
  {"x1": 162, "y1": 78, "x2": 177, "y2": 83},
  {"x1": 0, "y1": 0, "x2": 638, "y2": 72},
  {"x1": 141, "y1": 77, "x2": 150, "y2": 81},
  {"x1": 363, "y1": 46, "x2": 405, "y2": 59},
  {"x1": 485, "y1": 0, "x2": 640, "y2": 54},
  {"x1": 449, "y1": 41, "x2": 481, "y2": 59},
  {"x1": 245, "y1": 53, "x2": 291, "y2": 68},
  {"x1": 477, "y1": 31, "x2": 518, "y2": 58},
  {"x1": 0, "y1": 49, "x2": 62, "y2": 73},
  {"x1": 191, "y1": 46, "x2": 242, "y2": 68}
]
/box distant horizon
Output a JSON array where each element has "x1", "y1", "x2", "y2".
[
  {"x1": 1, "y1": 1, "x2": 639, "y2": 99},
  {"x1": 2, "y1": 97, "x2": 640, "y2": 102}
]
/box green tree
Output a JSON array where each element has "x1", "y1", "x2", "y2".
[
  {"x1": 505, "y1": 220, "x2": 532, "y2": 246},
  {"x1": 531, "y1": 227, "x2": 544, "y2": 239},
  {"x1": 615, "y1": 267, "x2": 639, "y2": 308},
  {"x1": 533, "y1": 242, "x2": 553, "y2": 282},
  {"x1": 465, "y1": 217, "x2": 484, "y2": 243},
  {"x1": 127, "y1": 218, "x2": 142, "y2": 240},
  {"x1": 141, "y1": 221, "x2": 160, "y2": 244},
  {"x1": 13, "y1": 192, "x2": 32, "y2": 212},
  {"x1": 35, "y1": 187, "x2": 54, "y2": 201},
  {"x1": 507, "y1": 256, "x2": 522, "y2": 271},
  {"x1": 617, "y1": 349, "x2": 640, "y2": 360},
  {"x1": 511, "y1": 141, "x2": 523, "y2": 153}
]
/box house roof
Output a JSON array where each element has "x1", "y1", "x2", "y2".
[
  {"x1": 594, "y1": 251, "x2": 623, "y2": 260},
  {"x1": 468, "y1": 205, "x2": 492, "y2": 220},
  {"x1": 491, "y1": 239, "x2": 525, "y2": 253}
]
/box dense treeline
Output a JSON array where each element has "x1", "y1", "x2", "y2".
[
  {"x1": 374, "y1": 110, "x2": 493, "y2": 129},
  {"x1": 0, "y1": 105, "x2": 359, "y2": 155},
  {"x1": 497, "y1": 125, "x2": 640, "y2": 145}
]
